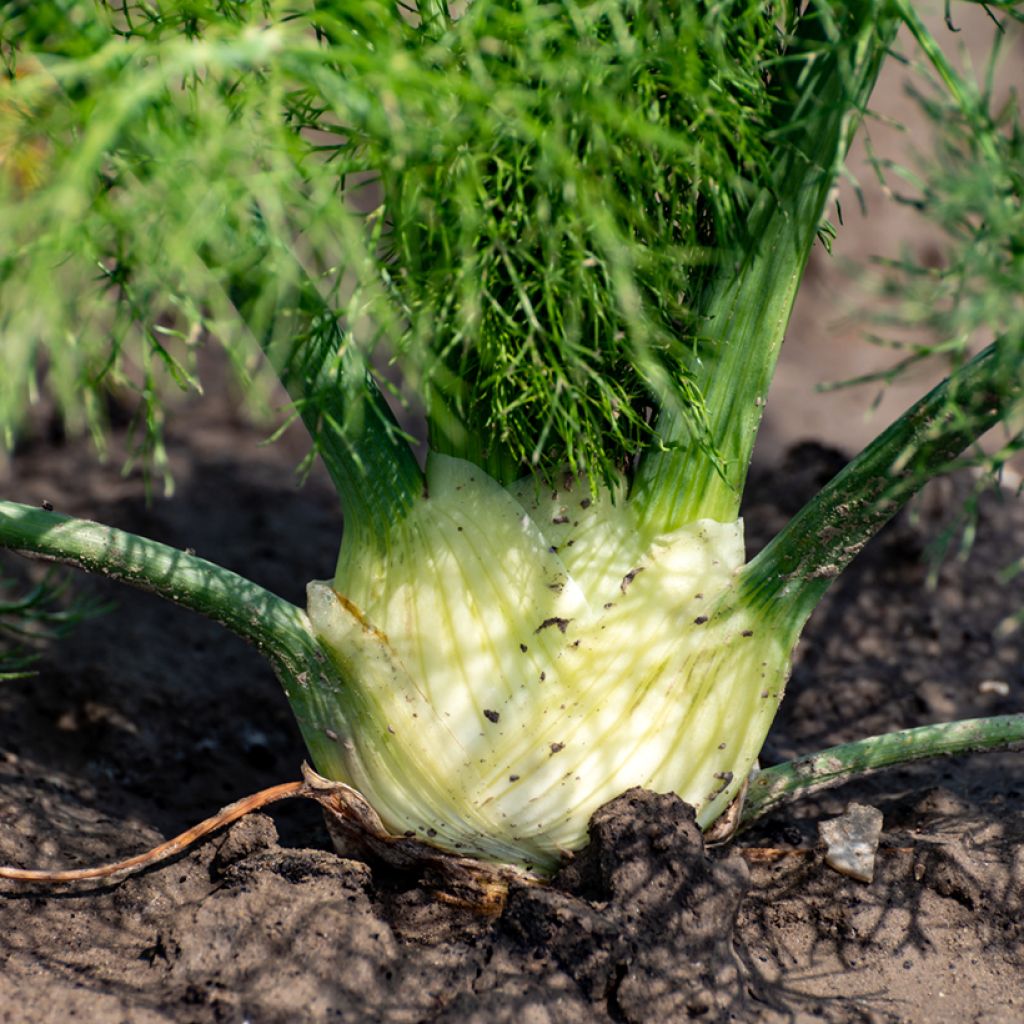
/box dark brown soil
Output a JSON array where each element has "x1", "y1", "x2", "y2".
[{"x1": 2, "y1": 395, "x2": 1023, "y2": 1023}]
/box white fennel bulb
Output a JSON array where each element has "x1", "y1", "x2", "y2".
[{"x1": 306, "y1": 453, "x2": 790, "y2": 871}]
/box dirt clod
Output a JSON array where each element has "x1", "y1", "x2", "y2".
[{"x1": 505, "y1": 790, "x2": 750, "y2": 1022}]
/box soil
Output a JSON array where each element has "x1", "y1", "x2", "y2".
[{"x1": 1, "y1": 392, "x2": 1023, "y2": 1023}]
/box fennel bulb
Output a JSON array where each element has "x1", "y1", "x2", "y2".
[{"x1": 308, "y1": 454, "x2": 790, "y2": 871}]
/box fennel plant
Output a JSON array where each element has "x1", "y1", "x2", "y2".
[{"x1": 0, "y1": 1, "x2": 1022, "y2": 874}]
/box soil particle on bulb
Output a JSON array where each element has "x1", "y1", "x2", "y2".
[
  {"x1": 620, "y1": 568, "x2": 645, "y2": 593},
  {"x1": 536, "y1": 617, "x2": 571, "y2": 634}
]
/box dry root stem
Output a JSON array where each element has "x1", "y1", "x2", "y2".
[{"x1": 0, "y1": 764, "x2": 538, "y2": 913}]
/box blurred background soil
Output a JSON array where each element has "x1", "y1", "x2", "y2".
[{"x1": 763, "y1": 6, "x2": 1023, "y2": 465}]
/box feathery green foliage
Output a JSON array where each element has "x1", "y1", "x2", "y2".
[
  {"x1": 848, "y1": 4, "x2": 1024, "y2": 394},
  {"x1": 2, "y1": 0, "x2": 892, "y2": 491},
  {"x1": 0, "y1": 565, "x2": 106, "y2": 678}
]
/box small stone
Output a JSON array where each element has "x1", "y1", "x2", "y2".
[
  {"x1": 819, "y1": 802, "x2": 883, "y2": 883},
  {"x1": 978, "y1": 679, "x2": 1010, "y2": 697}
]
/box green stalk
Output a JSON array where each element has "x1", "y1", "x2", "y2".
[
  {"x1": 269, "y1": 335, "x2": 424, "y2": 567},
  {"x1": 228, "y1": 268, "x2": 425, "y2": 565},
  {"x1": 739, "y1": 339, "x2": 1024, "y2": 627},
  {"x1": 740, "y1": 714, "x2": 1024, "y2": 827},
  {"x1": 0, "y1": 500, "x2": 345, "y2": 772},
  {"x1": 633, "y1": 2, "x2": 898, "y2": 530}
]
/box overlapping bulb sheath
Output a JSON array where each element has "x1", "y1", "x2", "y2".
[{"x1": 308, "y1": 454, "x2": 791, "y2": 871}]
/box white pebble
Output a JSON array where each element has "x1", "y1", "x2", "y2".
[{"x1": 819, "y1": 802, "x2": 884, "y2": 883}]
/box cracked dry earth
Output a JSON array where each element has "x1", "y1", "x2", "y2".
[{"x1": 1, "y1": 394, "x2": 1023, "y2": 1022}]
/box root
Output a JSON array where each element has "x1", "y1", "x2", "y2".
[
  {"x1": 0, "y1": 781, "x2": 305, "y2": 883},
  {"x1": 0, "y1": 765, "x2": 538, "y2": 912}
]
